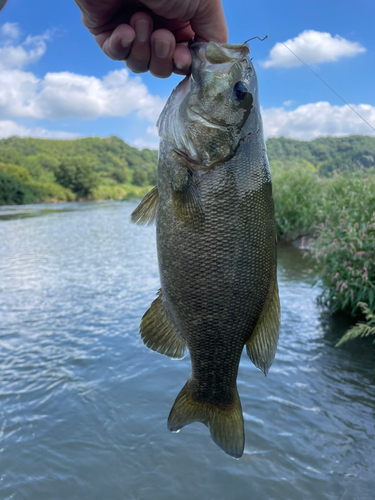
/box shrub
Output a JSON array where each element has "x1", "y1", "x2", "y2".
[
  {"x1": 312, "y1": 212, "x2": 375, "y2": 316},
  {"x1": 271, "y1": 166, "x2": 322, "y2": 238},
  {"x1": 336, "y1": 302, "x2": 375, "y2": 347},
  {"x1": 23, "y1": 182, "x2": 75, "y2": 203}
]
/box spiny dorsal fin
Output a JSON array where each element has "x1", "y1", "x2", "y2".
[
  {"x1": 140, "y1": 289, "x2": 186, "y2": 359},
  {"x1": 168, "y1": 380, "x2": 244, "y2": 459},
  {"x1": 131, "y1": 186, "x2": 159, "y2": 226},
  {"x1": 246, "y1": 280, "x2": 280, "y2": 375}
]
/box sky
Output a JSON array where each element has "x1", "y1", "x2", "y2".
[{"x1": 0, "y1": 0, "x2": 374, "y2": 149}]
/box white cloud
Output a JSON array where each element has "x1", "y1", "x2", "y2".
[
  {"x1": 0, "y1": 30, "x2": 49, "y2": 70},
  {"x1": 1, "y1": 22, "x2": 20, "y2": 39},
  {"x1": 0, "y1": 120, "x2": 81, "y2": 139},
  {"x1": 0, "y1": 24, "x2": 166, "y2": 148},
  {"x1": 0, "y1": 25, "x2": 165, "y2": 124},
  {"x1": 0, "y1": 70, "x2": 39, "y2": 117},
  {"x1": 262, "y1": 101, "x2": 375, "y2": 140},
  {"x1": 131, "y1": 125, "x2": 159, "y2": 149},
  {"x1": 146, "y1": 125, "x2": 158, "y2": 137},
  {"x1": 262, "y1": 30, "x2": 366, "y2": 68},
  {"x1": 0, "y1": 68, "x2": 165, "y2": 122}
]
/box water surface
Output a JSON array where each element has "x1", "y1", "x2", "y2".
[{"x1": 0, "y1": 201, "x2": 374, "y2": 500}]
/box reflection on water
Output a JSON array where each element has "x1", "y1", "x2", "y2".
[{"x1": 0, "y1": 201, "x2": 374, "y2": 500}]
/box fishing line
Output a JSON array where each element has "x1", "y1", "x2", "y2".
[{"x1": 281, "y1": 41, "x2": 375, "y2": 133}]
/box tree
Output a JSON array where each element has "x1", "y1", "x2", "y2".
[
  {"x1": 132, "y1": 169, "x2": 148, "y2": 186},
  {"x1": 111, "y1": 167, "x2": 127, "y2": 184},
  {"x1": 0, "y1": 172, "x2": 25, "y2": 205},
  {"x1": 55, "y1": 158, "x2": 98, "y2": 197}
]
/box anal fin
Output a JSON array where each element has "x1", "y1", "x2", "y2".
[
  {"x1": 246, "y1": 280, "x2": 280, "y2": 375},
  {"x1": 131, "y1": 186, "x2": 158, "y2": 226},
  {"x1": 140, "y1": 290, "x2": 186, "y2": 359}
]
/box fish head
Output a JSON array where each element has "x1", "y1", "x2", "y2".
[{"x1": 157, "y1": 42, "x2": 259, "y2": 168}]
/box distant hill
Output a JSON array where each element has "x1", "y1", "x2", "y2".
[
  {"x1": 1, "y1": 134, "x2": 375, "y2": 205},
  {"x1": 266, "y1": 135, "x2": 375, "y2": 175},
  {"x1": 0, "y1": 136, "x2": 157, "y2": 205},
  {"x1": 0, "y1": 135, "x2": 158, "y2": 185}
]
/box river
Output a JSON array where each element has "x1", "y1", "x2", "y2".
[{"x1": 0, "y1": 201, "x2": 374, "y2": 500}]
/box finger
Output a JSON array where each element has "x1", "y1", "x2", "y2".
[
  {"x1": 95, "y1": 24, "x2": 135, "y2": 61},
  {"x1": 173, "y1": 43, "x2": 192, "y2": 75},
  {"x1": 149, "y1": 29, "x2": 176, "y2": 79},
  {"x1": 126, "y1": 11, "x2": 153, "y2": 74},
  {"x1": 173, "y1": 24, "x2": 195, "y2": 44},
  {"x1": 191, "y1": 0, "x2": 229, "y2": 43}
]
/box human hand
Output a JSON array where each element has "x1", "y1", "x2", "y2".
[{"x1": 74, "y1": 0, "x2": 228, "y2": 78}]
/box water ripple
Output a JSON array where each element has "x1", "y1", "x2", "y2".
[{"x1": 0, "y1": 201, "x2": 374, "y2": 500}]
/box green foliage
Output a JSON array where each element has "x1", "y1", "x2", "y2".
[
  {"x1": 23, "y1": 181, "x2": 75, "y2": 203},
  {"x1": 0, "y1": 135, "x2": 157, "y2": 178},
  {"x1": 55, "y1": 158, "x2": 99, "y2": 197},
  {"x1": 267, "y1": 135, "x2": 375, "y2": 176},
  {"x1": 271, "y1": 161, "x2": 375, "y2": 320},
  {"x1": 312, "y1": 211, "x2": 375, "y2": 316},
  {"x1": 0, "y1": 163, "x2": 31, "y2": 183},
  {"x1": 271, "y1": 165, "x2": 321, "y2": 238},
  {"x1": 132, "y1": 169, "x2": 149, "y2": 186},
  {"x1": 0, "y1": 172, "x2": 26, "y2": 205},
  {"x1": 336, "y1": 303, "x2": 375, "y2": 347},
  {"x1": 92, "y1": 184, "x2": 151, "y2": 201},
  {"x1": 0, "y1": 136, "x2": 158, "y2": 205},
  {"x1": 110, "y1": 168, "x2": 127, "y2": 184}
]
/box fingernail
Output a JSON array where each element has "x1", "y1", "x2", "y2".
[
  {"x1": 175, "y1": 59, "x2": 187, "y2": 71},
  {"x1": 155, "y1": 39, "x2": 171, "y2": 59},
  {"x1": 135, "y1": 19, "x2": 150, "y2": 42},
  {"x1": 121, "y1": 38, "x2": 132, "y2": 48}
]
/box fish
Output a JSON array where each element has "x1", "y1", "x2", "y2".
[{"x1": 131, "y1": 41, "x2": 280, "y2": 459}]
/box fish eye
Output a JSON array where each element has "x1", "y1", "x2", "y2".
[{"x1": 234, "y1": 81, "x2": 248, "y2": 101}]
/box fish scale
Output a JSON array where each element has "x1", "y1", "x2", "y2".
[{"x1": 132, "y1": 41, "x2": 280, "y2": 458}]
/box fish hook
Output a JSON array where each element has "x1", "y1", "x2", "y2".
[{"x1": 243, "y1": 34, "x2": 269, "y2": 45}]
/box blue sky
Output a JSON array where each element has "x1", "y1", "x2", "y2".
[{"x1": 0, "y1": 0, "x2": 374, "y2": 149}]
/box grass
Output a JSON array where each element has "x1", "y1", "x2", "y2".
[{"x1": 271, "y1": 163, "x2": 375, "y2": 348}]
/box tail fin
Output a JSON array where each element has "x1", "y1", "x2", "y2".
[{"x1": 167, "y1": 380, "x2": 244, "y2": 459}]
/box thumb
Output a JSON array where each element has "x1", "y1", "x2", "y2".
[{"x1": 190, "y1": 0, "x2": 228, "y2": 43}]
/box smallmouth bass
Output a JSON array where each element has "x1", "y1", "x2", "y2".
[{"x1": 132, "y1": 41, "x2": 280, "y2": 459}]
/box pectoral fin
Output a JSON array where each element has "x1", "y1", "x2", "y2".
[
  {"x1": 131, "y1": 186, "x2": 159, "y2": 226},
  {"x1": 140, "y1": 289, "x2": 186, "y2": 359},
  {"x1": 246, "y1": 280, "x2": 280, "y2": 375},
  {"x1": 171, "y1": 168, "x2": 204, "y2": 225}
]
